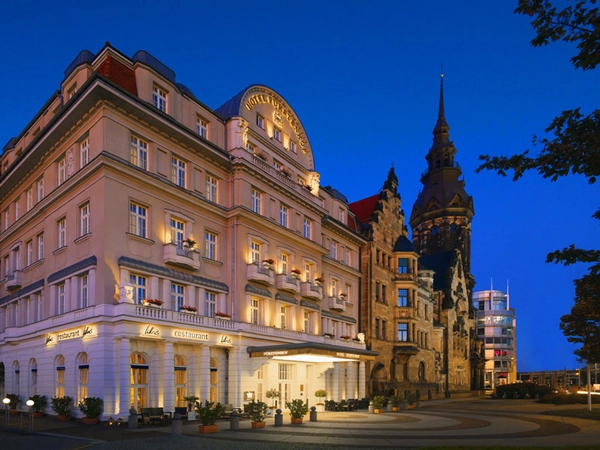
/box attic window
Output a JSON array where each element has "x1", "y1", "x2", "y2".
[{"x1": 67, "y1": 83, "x2": 77, "y2": 99}]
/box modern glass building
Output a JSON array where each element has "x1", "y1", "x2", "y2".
[{"x1": 472, "y1": 289, "x2": 516, "y2": 390}]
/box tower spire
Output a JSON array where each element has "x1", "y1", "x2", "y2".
[{"x1": 439, "y1": 64, "x2": 445, "y2": 120}]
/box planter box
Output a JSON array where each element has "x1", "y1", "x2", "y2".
[
  {"x1": 373, "y1": 408, "x2": 382, "y2": 414},
  {"x1": 57, "y1": 415, "x2": 72, "y2": 422},
  {"x1": 290, "y1": 417, "x2": 303, "y2": 424},
  {"x1": 82, "y1": 417, "x2": 99, "y2": 424},
  {"x1": 251, "y1": 421, "x2": 266, "y2": 428},
  {"x1": 32, "y1": 412, "x2": 44, "y2": 418},
  {"x1": 198, "y1": 424, "x2": 219, "y2": 434}
]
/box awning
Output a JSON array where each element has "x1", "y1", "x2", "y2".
[{"x1": 247, "y1": 342, "x2": 378, "y2": 363}]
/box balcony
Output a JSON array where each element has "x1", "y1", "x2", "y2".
[
  {"x1": 163, "y1": 243, "x2": 200, "y2": 270},
  {"x1": 328, "y1": 296, "x2": 346, "y2": 312},
  {"x1": 393, "y1": 272, "x2": 417, "y2": 282},
  {"x1": 300, "y1": 282, "x2": 322, "y2": 300},
  {"x1": 275, "y1": 274, "x2": 300, "y2": 294},
  {"x1": 247, "y1": 263, "x2": 274, "y2": 285},
  {"x1": 5, "y1": 270, "x2": 23, "y2": 290}
]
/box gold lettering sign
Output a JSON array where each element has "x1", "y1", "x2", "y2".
[
  {"x1": 46, "y1": 325, "x2": 95, "y2": 345},
  {"x1": 173, "y1": 330, "x2": 209, "y2": 341}
]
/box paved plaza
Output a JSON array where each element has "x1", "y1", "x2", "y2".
[{"x1": 2, "y1": 398, "x2": 599, "y2": 449}]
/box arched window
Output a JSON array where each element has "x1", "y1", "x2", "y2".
[
  {"x1": 430, "y1": 225, "x2": 439, "y2": 235},
  {"x1": 55, "y1": 355, "x2": 65, "y2": 397},
  {"x1": 12, "y1": 361, "x2": 20, "y2": 395},
  {"x1": 174, "y1": 355, "x2": 187, "y2": 407},
  {"x1": 29, "y1": 359, "x2": 37, "y2": 396},
  {"x1": 77, "y1": 353, "x2": 89, "y2": 402},
  {"x1": 130, "y1": 353, "x2": 148, "y2": 412},
  {"x1": 418, "y1": 361, "x2": 426, "y2": 381}
]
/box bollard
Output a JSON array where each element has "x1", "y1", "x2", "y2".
[
  {"x1": 309, "y1": 406, "x2": 317, "y2": 422},
  {"x1": 274, "y1": 408, "x2": 283, "y2": 426},
  {"x1": 172, "y1": 413, "x2": 182, "y2": 435},
  {"x1": 128, "y1": 408, "x2": 138, "y2": 429},
  {"x1": 368, "y1": 401, "x2": 374, "y2": 414},
  {"x1": 230, "y1": 409, "x2": 239, "y2": 430}
]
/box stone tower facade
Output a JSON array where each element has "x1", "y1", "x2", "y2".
[{"x1": 409, "y1": 75, "x2": 475, "y2": 287}]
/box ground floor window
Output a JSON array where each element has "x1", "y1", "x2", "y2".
[
  {"x1": 175, "y1": 355, "x2": 186, "y2": 407},
  {"x1": 130, "y1": 353, "x2": 148, "y2": 411}
]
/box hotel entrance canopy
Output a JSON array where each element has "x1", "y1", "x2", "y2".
[{"x1": 247, "y1": 342, "x2": 378, "y2": 363}]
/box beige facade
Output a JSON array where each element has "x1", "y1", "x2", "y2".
[{"x1": 0, "y1": 44, "x2": 374, "y2": 419}]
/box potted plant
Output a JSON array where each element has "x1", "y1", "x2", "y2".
[
  {"x1": 29, "y1": 394, "x2": 47, "y2": 417},
  {"x1": 265, "y1": 389, "x2": 281, "y2": 408},
  {"x1": 215, "y1": 311, "x2": 231, "y2": 320},
  {"x1": 286, "y1": 399, "x2": 308, "y2": 424},
  {"x1": 405, "y1": 392, "x2": 416, "y2": 409},
  {"x1": 180, "y1": 305, "x2": 197, "y2": 313},
  {"x1": 78, "y1": 397, "x2": 103, "y2": 424},
  {"x1": 314, "y1": 276, "x2": 325, "y2": 286},
  {"x1": 245, "y1": 399, "x2": 268, "y2": 428},
  {"x1": 262, "y1": 258, "x2": 275, "y2": 269},
  {"x1": 141, "y1": 299, "x2": 163, "y2": 307},
  {"x1": 290, "y1": 268, "x2": 302, "y2": 279},
  {"x1": 372, "y1": 395, "x2": 385, "y2": 413},
  {"x1": 51, "y1": 395, "x2": 73, "y2": 421},
  {"x1": 323, "y1": 332, "x2": 334, "y2": 339},
  {"x1": 314, "y1": 389, "x2": 327, "y2": 412},
  {"x1": 182, "y1": 238, "x2": 196, "y2": 249},
  {"x1": 6, "y1": 393, "x2": 20, "y2": 414},
  {"x1": 389, "y1": 394, "x2": 402, "y2": 412},
  {"x1": 195, "y1": 400, "x2": 224, "y2": 433},
  {"x1": 184, "y1": 395, "x2": 199, "y2": 420}
]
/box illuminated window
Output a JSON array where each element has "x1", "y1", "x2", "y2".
[
  {"x1": 273, "y1": 127, "x2": 281, "y2": 142},
  {"x1": 130, "y1": 353, "x2": 148, "y2": 411},
  {"x1": 170, "y1": 217, "x2": 185, "y2": 247},
  {"x1": 205, "y1": 291, "x2": 216, "y2": 317},
  {"x1": 250, "y1": 298, "x2": 260, "y2": 324},
  {"x1": 251, "y1": 241, "x2": 261, "y2": 264},
  {"x1": 251, "y1": 189, "x2": 262, "y2": 214},
  {"x1": 205, "y1": 174, "x2": 218, "y2": 202},
  {"x1": 171, "y1": 156, "x2": 186, "y2": 188},
  {"x1": 279, "y1": 252, "x2": 289, "y2": 274},
  {"x1": 129, "y1": 274, "x2": 147, "y2": 304},
  {"x1": 175, "y1": 355, "x2": 187, "y2": 407},
  {"x1": 205, "y1": 231, "x2": 218, "y2": 260},
  {"x1": 78, "y1": 353, "x2": 89, "y2": 402},
  {"x1": 130, "y1": 136, "x2": 148, "y2": 170},
  {"x1": 279, "y1": 204, "x2": 288, "y2": 227},
  {"x1": 55, "y1": 355, "x2": 65, "y2": 397},
  {"x1": 129, "y1": 202, "x2": 148, "y2": 237},
  {"x1": 171, "y1": 283, "x2": 184, "y2": 311},
  {"x1": 303, "y1": 218, "x2": 312, "y2": 239},
  {"x1": 280, "y1": 305, "x2": 287, "y2": 329}
]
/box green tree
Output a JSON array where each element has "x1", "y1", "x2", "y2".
[
  {"x1": 559, "y1": 274, "x2": 600, "y2": 364},
  {"x1": 477, "y1": 0, "x2": 600, "y2": 275}
]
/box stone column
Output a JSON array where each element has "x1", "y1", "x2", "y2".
[
  {"x1": 228, "y1": 347, "x2": 239, "y2": 406},
  {"x1": 119, "y1": 337, "x2": 131, "y2": 416},
  {"x1": 332, "y1": 362, "x2": 341, "y2": 401},
  {"x1": 347, "y1": 361, "x2": 356, "y2": 399},
  {"x1": 163, "y1": 341, "x2": 175, "y2": 412},
  {"x1": 358, "y1": 361, "x2": 366, "y2": 399},
  {"x1": 200, "y1": 345, "x2": 211, "y2": 402}
]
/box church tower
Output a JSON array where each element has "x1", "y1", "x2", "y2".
[{"x1": 409, "y1": 74, "x2": 475, "y2": 282}]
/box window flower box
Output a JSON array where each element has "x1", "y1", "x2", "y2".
[
  {"x1": 340, "y1": 335, "x2": 352, "y2": 340},
  {"x1": 142, "y1": 299, "x2": 163, "y2": 308},
  {"x1": 323, "y1": 332, "x2": 334, "y2": 339},
  {"x1": 215, "y1": 312, "x2": 231, "y2": 320},
  {"x1": 262, "y1": 259, "x2": 275, "y2": 270},
  {"x1": 182, "y1": 238, "x2": 196, "y2": 249},
  {"x1": 180, "y1": 305, "x2": 197, "y2": 314},
  {"x1": 290, "y1": 269, "x2": 302, "y2": 279}
]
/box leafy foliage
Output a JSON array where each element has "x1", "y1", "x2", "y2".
[
  {"x1": 285, "y1": 399, "x2": 308, "y2": 419},
  {"x1": 78, "y1": 397, "x2": 103, "y2": 418},
  {"x1": 559, "y1": 274, "x2": 600, "y2": 363},
  {"x1": 514, "y1": 0, "x2": 600, "y2": 71},
  {"x1": 539, "y1": 392, "x2": 600, "y2": 404},
  {"x1": 194, "y1": 400, "x2": 224, "y2": 426},
  {"x1": 494, "y1": 382, "x2": 553, "y2": 399},
  {"x1": 245, "y1": 399, "x2": 268, "y2": 422},
  {"x1": 478, "y1": 1, "x2": 600, "y2": 362},
  {"x1": 50, "y1": 396, "x2": 72, "y2": 416},
  {"x1": 29, "y1": 394, "x2": 47, "y2": 413}
]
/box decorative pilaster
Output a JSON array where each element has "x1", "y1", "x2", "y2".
[
  {"x1": 119, "y1": 337, "x2": 131, "y2": 416},
  {"x1": 346, "y1": 362, "x2": 356, "y2": 400},
  {"x1": 200, "y1": 346, "x2": 210, "y2": 402},
  {"x1": 163, "y1": 341, "x2": 175, "y2": 412},
  {"x1": 358, "y1": 362, "x2": 366, "y2": 399}
]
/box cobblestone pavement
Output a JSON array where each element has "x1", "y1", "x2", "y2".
[{"x1": 2, "y1": 398, "x2": 599, "y2": 449}]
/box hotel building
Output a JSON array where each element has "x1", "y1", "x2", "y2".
[{"x1": 0, "y1": 44, "x2": 376, "y2": 419}]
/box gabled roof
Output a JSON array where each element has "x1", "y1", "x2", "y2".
[
  {"x1": 393, "y1": 235, "x2": 416, "y2": 253},
  {"x1": 349, "y1": 193, "x2": 379, "y2": 225}
]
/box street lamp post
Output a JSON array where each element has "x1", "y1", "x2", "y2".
[
  {"x1": 26, "y1": 399, "x2": 34, "y2": 433},
  {"x1": 3, "y1": 397, "x2": 10, "y2": 431}
]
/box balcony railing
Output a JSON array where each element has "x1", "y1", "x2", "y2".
[
  {"x1": 300, "y1": 282, "x2": 322, "y2": 300},
  {"x1": 328, "y1": 296, "x2": 346, "y2": 312},
  {"x1": 5, "y1": 270, "x2": 23, "y2": 290},
  {"x1": 247, "y1": 263, "x2": 274, "y2": 285},
  {"x1": 163, "y1": 243, "x2": 200, "y2": 270},
  {"x1": 275, "y1": 274, "x2": 300, "y2": 293}
]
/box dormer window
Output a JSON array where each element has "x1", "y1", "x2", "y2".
[
  {"x1": 196, "y1": 116, "x2": 208, "y2": 138},
  {"x1": 153, "y1": 85, "x2": 168, "y2": 112}
]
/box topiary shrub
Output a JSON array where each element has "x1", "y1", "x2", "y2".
[{"x1": 494, "y1": 382, "x2": 553, "y2": 400}]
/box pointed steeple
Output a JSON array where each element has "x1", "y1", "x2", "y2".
[{"x1": 425, "y1": 71, "x2": 455, "y2": 175}]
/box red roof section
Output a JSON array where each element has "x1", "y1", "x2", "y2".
[
  {"x1": 96, "y1": 54, "x2": 138, "y2": 96},
  {"x1": 349, "y1": 194, "x2": 379, "y2": 225}
]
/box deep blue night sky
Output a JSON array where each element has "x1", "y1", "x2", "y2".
[{"x1": 1, "y1": 1, "x2": 598, "y2": 371}]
